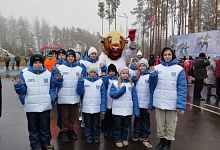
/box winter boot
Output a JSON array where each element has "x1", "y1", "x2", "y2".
[
  {"x1": 69, "y1": 130, "x2": 78, "y2": 140},
  {"x1": 44, "y1": 144, "x2": 54, "y2": 150},
  {"x1": 162, "y1": 139, "x2": 171, "y2": 150},
  {"x1": 104, "y1": 128, "x2": 110, "y2": 138},
  {"x1": 155, "y1": 138, "x2": 165, "y2": 150},
  {"x1": 62, "y1": 131, "x2": 69, "y2": 143}
]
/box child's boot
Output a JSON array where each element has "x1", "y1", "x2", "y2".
[
  {"x1": 116, "y1": 142, "x2": 123, "y2": 148},
  {"x1": 122, "y1": 141, "x2": 128, "y2": 147},
  {"x1": 44, "y1": 144, "x2": 54, "y2": 150},
  {"x1": 162, "y1": 139, "x2": 171, "y2": 150},
  {"x1": 155, "y1": 138, "x2": 165, "y2": 150},
  {"x1": 62, "y1": 131, "x2": 69, "y2": 143}
]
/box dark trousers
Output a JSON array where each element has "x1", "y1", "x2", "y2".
[
  {"x1": 56, "y1": 104, "x2": 62, "y2": 130},
  {"x1": 216, "y1": 78, "x2": 220, "y2": 96},
  {"x1": 16, "y1": 61, "x2": 20, "y2": 68},
  {"x1": 60, "y1": 104, "x2": 78, "y2": 131},
  {"x1": 113, "y1": 115, "x2": 131, "y2": 143},
  {"x1": 193, "y1": 79, "x2": 204, "y2": 98},
  {"x1": 26, "y1": 110, "x2": 51, "y2": 149},
  {"x1": 83, "y1": 112, "x2": 100, "y2": 140},
  {"x1": 5, "y1": 62, "x2": 9, "y2": 68},
  {"x1": 133, "y1": 108, "x2": 151, "y2": 139},
  {"x1": 104, "y1": 108, "x2": 114, "y2": 131}
]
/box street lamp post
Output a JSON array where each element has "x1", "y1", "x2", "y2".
[
  {"x1": 124, "y1": 13, "x2": 128, "y2": 36},
  {"x1": 118, "y1": 13, "x2": 128, "y2": 36}
]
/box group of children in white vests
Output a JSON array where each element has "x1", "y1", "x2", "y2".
[{"x1": 13, "y1": 47, "x2": 187, "y2": 150}]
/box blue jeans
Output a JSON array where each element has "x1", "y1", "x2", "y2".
[
  {"x1": 133, "y1": 108, "x2": 151, "y2": 139},
  {"x1": 113, "y1": 115, "x2": 131, "y2": 143},
  {"x1": 83, "y1": 112, "x2": 100, "y2": 140},
  {"x1": 207, "y1": 84, "x2": 212, "y2": 94},
  {"x1": 26, "y1": 110, "x2": 51, "y2": 149}
]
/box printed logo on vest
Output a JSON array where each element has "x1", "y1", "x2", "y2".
[
  {"x1": 63, "y1": 72, "x2": 69, "y2": 75},
  {"x1": 76, "y1": 72, "x2": 79, "y2": 76},
  {"x1": 96, "y1": 85, "x2": 100, "y2": 89},
  {"x1": 44, "y1": 78, "x2": 48, "y2": 83},
  {"x1": 171, "y1": 72, "x2": 176, "y2": 77},
  {"x1": 27, "y1": 79, "x2": 35, "y2": 82},
  {"x1": 128, "y1": 87, "x2": 132, "y2": 91},
  {"x1": 85, "y1": 85, "x2": 90, "y2": 87},
  {"x1": 145, "y1": 79, "x2": 149, "y2": 84}
]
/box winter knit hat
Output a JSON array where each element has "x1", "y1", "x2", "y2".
[
  {"x1": 88, "y1": 47, "x2": 98, "y2": 56},
  {"x1": 30, "y1": 54, "x2": 44, "y2": 66},
  {"x1": 118, "y1": 66, "x2": 129, "y2": 75},
  {"x1": 76, "y1": 53, "x2": 81, "y2": 59},
  {"x1": 108, "y1": 64, "x2": 117, "y2": 73},
  {"x1": 137, "y1": 50, "x2": 143, "y2": 56},
  {"x1": 139, "y1": 58, "x2": 149, "y2": 68},
  {"x1": 199, "y1": 52, "x2": 206, "y2": 58},
  {"x1": 66, "y1": 49, "x2": 76, "y2": 58},
  {"x1": 87, "y1": 64, "x2": 98, "y2": 73},
  {"x1": 57, "y1": 49, "x2": 66, "y2": 57}
]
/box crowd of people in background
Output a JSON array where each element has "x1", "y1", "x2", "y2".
[{"x1": 10, "y1": 46, "x2": 220, "y2": 150}]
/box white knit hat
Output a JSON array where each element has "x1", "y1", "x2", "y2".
[
  {"x1": 118, "y1": 66, "x2": 129, "y2": 75},
  {"x1": 87, "y1": 64, "x2": 98, "y2": 73},
  {"x1": 76, "y1": 53, "x2": 81, "y2": 59},
  {"x1": 137, "y1": 50, "x2": 143, "y2": 56},
  {"x1": 88, "y1": 47, "x2": 98, "y2": 56},
  {"x1": 139, "y1": 58, "x2": 149, "y2": 68}
]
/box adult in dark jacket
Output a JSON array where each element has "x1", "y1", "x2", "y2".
[
  {"x1": 193, "y1": 53, "x2": 210, "y2": 100},
  {"x1": 148, "y1": 54, "x2": 155, "y2": 67},
  {"x1": 216, "y1": 59, "x2": 220, "y2": 99}
]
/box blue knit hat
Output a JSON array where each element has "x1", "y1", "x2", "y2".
[{"x1": 66, "y1": 49, "x2": 76, "y2": 58}]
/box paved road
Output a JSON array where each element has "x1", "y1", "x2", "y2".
[{"x1": 0, "y1": 67, "x2": 220, "y2": 150}]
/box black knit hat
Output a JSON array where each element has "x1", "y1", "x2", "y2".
[
  {"x1": 57, "y1": 49, "x2": 66, "y2": 58},
  {"x1": 108, "y1": 64, "x2": 117, "y2": 73},
  {"x1": 66, "y1": 49, "x2": 76, "y2": 58},
  {"x1": 199, "y1": 52, "x2": 206, "y2": 58},
  {"x1": 30, "y1": 54, "x2": 44, "y2": 66}
]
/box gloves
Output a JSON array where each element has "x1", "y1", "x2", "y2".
[{"x1": 129, "y1": 41, "x2": 136, "y2": 50}]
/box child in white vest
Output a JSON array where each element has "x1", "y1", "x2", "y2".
[
  {"x1": 110, "y1": 66, "x2": 140, "y2": 148},
  {"x1": 13, "y1": 54, "x2": 56, "y2": 150},
  {"x1": 76, "y1": 64, "x2": 107, "y2": 144},
  {"x1": 54, "y1": 49, "x2": 83, "y2": 143},
  {"x1": 131, "y1": 58, "x2": 158, "y2": 148},
  {"x1": 80, "y1": 47, "x2": 106, "y2": 77},
  {"x1": 102, "y1": 64, "x2": 118, "y2": 138}
]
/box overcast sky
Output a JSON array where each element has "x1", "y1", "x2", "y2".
[{"x1": 0, "y1": 0, "x2": 138, "y2": 36}]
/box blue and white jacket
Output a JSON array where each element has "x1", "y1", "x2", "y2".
[
  {"x1": 152, "y1": 58, "x2": 187, "y2": 111},
  {"x1": 110, "y1": 79, "x2": 140, "y2": 117},
  {"x1": 14, "y1": 66, "x2": 56, "y2": 112},
  {"x1": 54, "y1": 61, "x2": 83, "y2": 104},
  {"x1": 80, "y1": 57, "x2": 106, "y2": 77},
  {"x1": 102, "y1": 75, "x2": 118, "y2": 109},
  {"x1": 76, "y1": 76, "x2": 107, "y2": 114},
  {"x1": 133, "y1": 70, "x2": 158, "y2": 109}
]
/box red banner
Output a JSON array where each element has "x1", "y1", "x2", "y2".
[{"x1": 41, "y1": 45, "x2": 63, "y2": 51}]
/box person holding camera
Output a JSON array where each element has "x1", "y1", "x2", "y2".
[{"x1": 193, "y1": 53, "x2": 210, "y2": 100}]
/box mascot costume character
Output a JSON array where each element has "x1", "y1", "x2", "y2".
[{"x1": 98, "y1": 29, "x2": 137, "y2": 70}]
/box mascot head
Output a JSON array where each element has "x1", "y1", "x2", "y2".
[{"x1": 99, "y1": 30, "x2": 128, "y2": 60}]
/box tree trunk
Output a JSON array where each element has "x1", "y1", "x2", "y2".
[
  {"x1": 198, "y1": 0, "x2": 200, "y2": 32},
  {"x1": 188, "y1": 0, "x2": 192, "y2": 33},
  {"x1": 215, "y1": 0, "x2": 218, "y2": 30},
  {"x1": 192, "y1": 0, "x2": 195, "y2": 33}
]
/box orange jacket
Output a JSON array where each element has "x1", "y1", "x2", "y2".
[{"x1": 44, "y1": 57, "x2": 56, "y2": 72}]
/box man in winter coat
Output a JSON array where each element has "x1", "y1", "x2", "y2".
[{"x1": 193, "y1": 53, "x2": 210, "y2": 100}]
